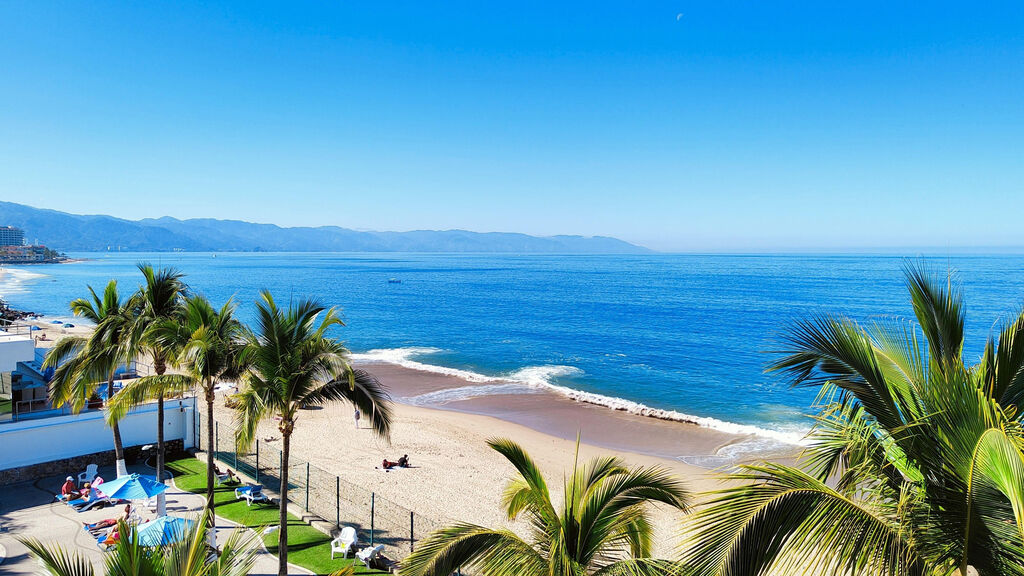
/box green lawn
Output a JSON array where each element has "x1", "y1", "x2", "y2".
[{"x1": 167, "y1": 457, "x2": 387, "y2": 575}]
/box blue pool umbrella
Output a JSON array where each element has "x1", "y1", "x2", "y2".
[
  {"x1": 99, "y1": 473, "x2": 167, "y2": 501},
  {"x1": 136, "y1": 516, "x2": 193, "y2": 547},
  {"x1": 50, "y1": 320, "x2": 63, "y2": 324}
]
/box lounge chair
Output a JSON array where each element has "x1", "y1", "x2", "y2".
[
  {"x1": 78, "y1": 463, "x2": 98, "y2": 485},
  {"x1": 331, "y1": 526, "x2": 358, "y2": 559},
  {"x1": 215, "y1": 467, "x2": 239, "y2": 485},
  {"x1": 67, "y1": 488, "x2": 111, "y2": 512},
  {"x1": 94, "y1": 528, "x2": 120, "y2": 551},
  {"x1": 234, "y1": 484, "x2": 269, "y2": 506},
  {"x1": 356, "y1": 544, "x2": 384, "y2": 569}
]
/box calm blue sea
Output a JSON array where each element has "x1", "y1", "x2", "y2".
[{"x1": 4, "y1": 252, "x2": 1024, "y2": 445}]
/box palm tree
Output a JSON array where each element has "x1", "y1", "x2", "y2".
[
  {"x1": 234, "y1": 290, "x2": 392, "y2": 576},
  {"x1": 680, "y1": 262, "x2": 1024, "y2": 576},
  {"x1": 126, "y1": 263, "x2": 187, "y2": 515},
  {"x1": 111, "y1": 294, "x2": 245, "y2": 540},
  {"x1": 400, "y1": 438, "x2": 690, "y2": 576},
  {"x1": 20, "y1": 509, "x2": 258, "y2": 576},
  {"x1": 43, "y1": 280, "x2": 134, "y2": 477}
]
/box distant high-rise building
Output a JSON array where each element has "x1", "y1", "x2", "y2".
[{"x1": 0, "y1": 227, "x2": 25, "y2": 247}]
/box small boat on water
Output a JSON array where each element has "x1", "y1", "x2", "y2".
[{"x1": 387, "y1": 278, "x2": 402, "y2": 284}]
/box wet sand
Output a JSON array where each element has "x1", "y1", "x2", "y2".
[{"x1": 363, "y1": 362, "x2": 790, "y2": 463}]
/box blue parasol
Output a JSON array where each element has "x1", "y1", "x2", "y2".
[
  {"x1": 136, "y1": 516, "x2": 193, "y2": 547},
  {"x1": 99, "y1": 473, "x2": 167, "y2": 501}
]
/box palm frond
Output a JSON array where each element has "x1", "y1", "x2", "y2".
[
  {"x1": 399, "y1": 523, "x2": 546, "y2": 576},
  {"x1": 19, "y1": 538, "x2": 96, "y2": 576},
  {"x1": 903, "y1": 260, "x2": 965, "y2": 373},
  {"x1": 680, "y1": 463, "x2": 918, "y2": 576},
  {"x1": 106, "y1": 374, "x2": 196, "y2": 422},
  {"x1": 303, "y1": 369, "x2": 393, "y2": 439}
]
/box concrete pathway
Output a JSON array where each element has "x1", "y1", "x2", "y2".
[{"x1": 0, "y1": 462, "x2": 312, "y2": 575}]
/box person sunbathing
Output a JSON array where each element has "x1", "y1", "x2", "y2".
[
  {"x1": 98, "y1": 525, "x2": 120, "y2": 547},
  {"x1": 380, "y1": 455, "x2": 411, "y2": 470},
  {"x1": 215, "y1": 464, "x2": 241, "y2": 484},
  {"x1": 84, "y1": 504, "x2": 132, "y2": 532}
]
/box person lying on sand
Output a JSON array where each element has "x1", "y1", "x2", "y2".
[{"x1": 379, "y1": 455, "x2": 411, "y2": 470}]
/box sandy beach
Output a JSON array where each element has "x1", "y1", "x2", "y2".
[{"x1": 211, "y1": 362, "x2": 797, "y2": 556}]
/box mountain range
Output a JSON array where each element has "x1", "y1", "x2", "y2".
[{"x1": 0, "y1": 201, "x2": 650, "y2": 254}]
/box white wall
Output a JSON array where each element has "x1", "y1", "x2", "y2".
[
  {"x1": 0, "y1": 397, "x2": 196, "y2": 470},
  {"x1": 0, "y1": 334, "x2": 34, "y2": 372}
]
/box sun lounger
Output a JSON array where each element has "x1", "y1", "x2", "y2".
[
  {"x1": 215, "y1": 468, "x2": 239, "y2": 485},
  {"x1": 331, "y1": 526, "x2": 358, "y2": 559},
  {"x1": 356, "y1": 544, "x2": 384, "y2": 569},
  {"x1": 234, "y1": 484, "x2": 269, "y2": 506},
  {"x1": 60, "y1": 488, "x2": 110, "y2": 512},
  {"x1": 94, "y1": 528, "x2": 120, "y2": 551}
]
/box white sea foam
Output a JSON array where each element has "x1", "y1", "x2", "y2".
[
  {"x1": 354, "y1": 347, "x2": 810, "y2": 447},
  {"x1": 351, "y1": 347, "x2": 497, "y2": 383},
  {"x1": 0, "y1": 267, "x2": 47, "y2": 297},
  {"x1": 402, "y1": 383, "x2": 541, "y2": 406}
]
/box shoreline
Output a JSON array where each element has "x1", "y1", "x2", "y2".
[{"x1": 357, "y1": 362, "x2": 799, "y2": 468}]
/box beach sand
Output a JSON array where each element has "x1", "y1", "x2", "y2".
[{"x1": 211, "y1": 362, "x2": 797, "y2": 556}]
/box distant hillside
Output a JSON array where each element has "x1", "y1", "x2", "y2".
[{"x1": 0, "y1": 201, "x2": 651, "y2": 254}]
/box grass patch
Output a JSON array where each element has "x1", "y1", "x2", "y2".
[{"x1": 168, "y1": 456, "x2": 386, "y2": 575}]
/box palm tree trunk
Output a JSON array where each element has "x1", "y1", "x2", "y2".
[
  {"x1": 155, "y1": 355, "x2": 167, "y2": 517},
  {"x1": 278, "y1": 431, "x2": 290, "y2": 576},
  {"x1": 205, "y1": 381, "x2": 217, "y2": 548},
  {"x1": 107, "y1": 378, "x2": 127, "y2": 477}
]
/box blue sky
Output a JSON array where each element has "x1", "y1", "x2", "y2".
[{"x1": 1, "y1": 2, "x2": 1022, "y2": 251}]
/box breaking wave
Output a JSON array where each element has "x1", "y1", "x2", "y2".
[
  {"x1": 0, "y1": 267, "x2": 47, "y2": 297},
  {"x1": 352, "y1": 347, "x2": 807, "y2": 447}
]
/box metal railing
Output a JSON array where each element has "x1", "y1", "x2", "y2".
[
  {"x1": 199, "y1": 413, "x2": 449, "y2": 560},
  {"x1": 0, "y1": 320, "x2": 34, "y2": 336}
]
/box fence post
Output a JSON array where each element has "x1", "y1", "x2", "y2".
[
  {"x1": 410, "y1": 511, "x2": 414, "y2": 553},
  {"x1": 370, "y1": 492, "x2": 375, "y2": 546},
  {"x1": 305, "y1": 462, "x2": 310, "y2": 511},
  {"x1": 233, "y1": 434, "x2": 238, "y2": 470},
  {"x1": 335, "y1": 476, "x2": 340, "y2": 527},
  {"x1": 255, "y1": 441, "x2": 260, "y2": 484}
]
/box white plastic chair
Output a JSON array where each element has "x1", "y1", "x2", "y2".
[
  {"x1": 78, "y1": 463, "x2": 98, "y2": 485},
  {"x1": 331, "y1": 526, "x2": 358, "y2": 559},
  {"x1": 356, "y1": 544, "x2": 384, "y2": 569}
]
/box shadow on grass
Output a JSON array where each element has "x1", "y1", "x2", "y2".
[{"x1": 167, "y1": 457, "x2": 389, "y2": 575}]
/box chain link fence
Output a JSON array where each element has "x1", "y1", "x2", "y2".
[{"x1": 200, "y1": 412, "x2": 449, "y2": 560}]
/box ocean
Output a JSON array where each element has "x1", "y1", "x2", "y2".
[{"x1": 3, "y1": 252, "x2": 1023, "y2": 449}]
